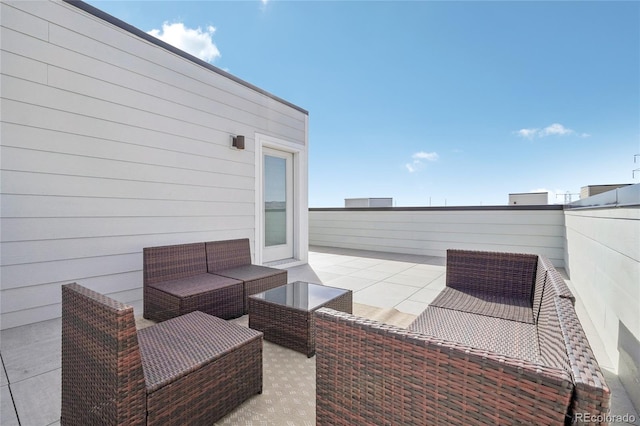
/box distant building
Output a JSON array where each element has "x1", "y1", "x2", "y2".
[
  {"x1": 508, "y1": 192, "x2": 548, "y2": 205},
  {"x1": 580, "y1": 184, "x2": 632, "y2": 199},
  {"x1": 345, "y1": 198, "x2": 393, "y2": 208}
]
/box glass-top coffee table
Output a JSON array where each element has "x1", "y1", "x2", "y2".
[{"x1": 248, "y1": 281, "x2": 352, "y2": 357}]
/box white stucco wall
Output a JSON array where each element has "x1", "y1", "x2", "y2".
[{"x1": 1, "y1": 0, "x2": 308, "y2": 329}]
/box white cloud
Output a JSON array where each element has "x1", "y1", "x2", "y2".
[
  {"x1": 148, "y1": 22, "x2": 221, "y2": 63},
  {"x1": 406, "y1": 151, "x2": 439, "y2": 173},
  {"x1": 405, "y1": 163, "x2": 417, "y2": 173},
  {"x1": 540, "y1": 123, "x2": 574, "y2": 137},
  {"x1": 413, "y1": 151, "x2": 439, "y2": 161},
  {"x1": 515, "y1": 123, "x2": 583, "y2": 140},
  {"x1": 516, "y1": 128, "x2": 539, "y2": 140}
]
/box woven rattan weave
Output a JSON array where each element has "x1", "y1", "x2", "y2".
[
  {"x1": 61, "y1": 283, "x2": 263, "y2": 425},
  {"x1": 315, "y1": 250, "x2": 610, "y2": 425},
  {"x1": 249, "y1": 282, "x2": 352, "y2": 357}
]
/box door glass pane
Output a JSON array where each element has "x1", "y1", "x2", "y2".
[{"x1": 264, "y1": 155, "x2": 287, "y2": 246}]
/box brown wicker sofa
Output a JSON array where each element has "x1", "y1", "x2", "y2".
[
  {"x1": 61, "y1": 283, "x2": 263, "y2": 425},
  {"x1": 143, "y1": 238, "x2": 286, "y2": 322},
  {"x1": 315, "y1": 249, "x2": 611, "y2": 425}
]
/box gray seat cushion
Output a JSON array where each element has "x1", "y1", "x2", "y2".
[
  {"x1": 408, "y1": 306, "x2": 540, "y2": 363},
  {"x1": 430, "y1": 287, "x2": 534, "y2": 324},
  {"x1": 149, "y1": 273, "x2": 242, "y2": 297},
  {"x1": 213, "y1": 264, "x2": 285, "y2": 282}
]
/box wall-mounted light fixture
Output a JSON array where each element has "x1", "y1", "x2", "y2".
[{"x1": 232, "y1": 135, "x2": 245, "y2": 150}]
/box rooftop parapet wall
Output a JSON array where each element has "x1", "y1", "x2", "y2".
[
  {"x1": 309, "y1": 206, "x2": 566, "y2": 267},
  {"x1": 564, "y1": 188, "x2": 639, "y2": 413}
]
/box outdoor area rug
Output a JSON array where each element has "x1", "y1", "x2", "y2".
[{"x1": 135, "y1": 303, "x2": 416, "y2": 425}]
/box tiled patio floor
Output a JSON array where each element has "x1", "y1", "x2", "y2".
[{"x1": 1, "y1": 246, "x2": 637, "y2": 425}]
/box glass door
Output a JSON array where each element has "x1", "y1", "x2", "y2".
[{"x1": 263, "y1": 148, "x2": 293, "y2": 262}]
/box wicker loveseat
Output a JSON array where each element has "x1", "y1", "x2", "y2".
[
  {"x1": 315, "y1": 250, "x2": 611, "y2": 425},
  {"x1": 143, "y1": 238, "x2": 287, "y2": 322},
  {"x1": 61, "y1": 283, "x2": 263, "y2": 425}
]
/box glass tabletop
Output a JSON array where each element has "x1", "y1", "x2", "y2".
[{"x1": 251, "y1": 281, "x2": 349, "y2": 311}]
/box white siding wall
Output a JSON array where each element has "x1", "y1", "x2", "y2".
[
  {"x1": 309, "y1": 208, "x2": 566, "y2": 266},
  {"x1": 1, "y1": 1, "x2": 307, "y2": 329},
  {"x1": 565, "y1": 207, "x2": 639, "y2": 407}
]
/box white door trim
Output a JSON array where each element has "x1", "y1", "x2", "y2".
[{"x1": 255, "y1": 133, "x2": 308, "y2": 266}]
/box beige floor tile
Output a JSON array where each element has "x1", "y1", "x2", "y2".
[
  {"x1": 394, "y1": 300, "x2": 429, "y2": 316},
  {"x1": 341, "y1": 258, "x2": 385, "y2": 269},
  {"x1": 348, "y1": 269, "x2": 395, "y2": 281},
  {"x1": 398, "y1": 266, "x2": 445, "y2": 280},
  {"x1": 312, "y1": 264, "x2": 361, "y2": 275},
  {"x1": 11, "y1": 369, "x2": 61, "y2": 426},
  {"x1": 324, "y1": 275, "x2": 376, "y2": 292},
  {"x1": 355, "y1": 282, "x2": 420, "y2": 308},
  {"x1": 1, "y1": 385, "x2": 19, "y2": 426},
  {"x1": 383, "y1": 273, "x2": 435, "y2": 288},
  {"x1": 407, "y1": 287, "x2": 442, "y2": 304},
  {"x1": 369, "y1": 261, "x2": 414, "y2": 274}
]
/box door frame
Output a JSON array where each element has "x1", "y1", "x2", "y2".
[{"x1": 255, "y1": 133, "x2": 308, "y2": 266}]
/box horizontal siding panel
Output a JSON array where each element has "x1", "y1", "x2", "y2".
[
  {"x1": 1, "y1": 100, "x2": 249, "y2": 160},
  {"x1": 566, "y1": 210, "x2": 639, "y2": 261},
  {"x1": 0, "y1": 194, "x2": 255, "y2": 218},
  {"x1": 46, "y1": 53, "x2": 305, "y2": 135},
  {"x1": 1, "y1": 304, "x2": 61, "y2": 331},
  {"x1": 312, "y1": 210, "x2": 565, "y2": 226},
  {"x1": 2, "y1": 123, "x2": 254, "y2": 180},
  {"x1": 46, "y1": 64, "x2": 302, "y2": 142},
  {"x1": 0, "y1": 3, "x2": 49, "y2": 41},
  {"x1": 2, "y1": 145, "x2": 254, "y2": 190},
  {"x1": 1, "y1": 171, "x2": 254, "y2": 203},
  {"x1": 1, "y1": 287, "x2": 142, "y2": 329},
  {"x1": 2, "y1": 216, "x2": 253, "y2": 242},
  {"x1": 1, "y1": 228, "x2": 254, "y2": 266},
  {"x1": 309, "y1": 227, "x2": 564, "y2": 249},
  {"x1": 2, "y1": 74, "x2": 262, "y2": 147},
  {"x1": 1, "y1": 272, "x2": 141, "y2": 312},
  {"x1": 309, "y1": 210, "x2": 566, "y2": 266},
  {"x1": 9, "y1": 1, "x2": 306, "y2": 124},
  {"x1": 1, "y1": 50, "x2": 48, "y2": 84},
  {"x1": 47, "y1": 9, "x2": 304, "y2": 121},
  {"x1": 1, "y1": 72, "x2": 301, "y2": 149},
  {"x1": 2, "y1": 253, "x2": 141, "y2": 290},
  {"x1": 310, "y1": 233, "x2": 565, "y2": 265},
  {"x1": 309, "y1": 231, "x2": 564, "y2": 256},
  {"x1": 310, "y1": 219, "x2": 563, "y2": 237}
]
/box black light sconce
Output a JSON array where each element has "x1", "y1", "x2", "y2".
[{"x1": 232, "y1": 135, "x2": 245, "y2": 150}]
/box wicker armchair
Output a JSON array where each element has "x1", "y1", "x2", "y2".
[
  {"x1": 61, "y1": 283, "x2": 263, "y2": 425},
  {"x1": 205, "y1": 238, "x2": 287, "y2": 313}
]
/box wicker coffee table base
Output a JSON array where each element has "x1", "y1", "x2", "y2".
[{"x1": 249, "y1": 289, "x2": 352, "y2": 357}]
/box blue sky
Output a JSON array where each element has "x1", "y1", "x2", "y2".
[{"x1": 88, "y1": 0, "x2": 639, "y2": 207}]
